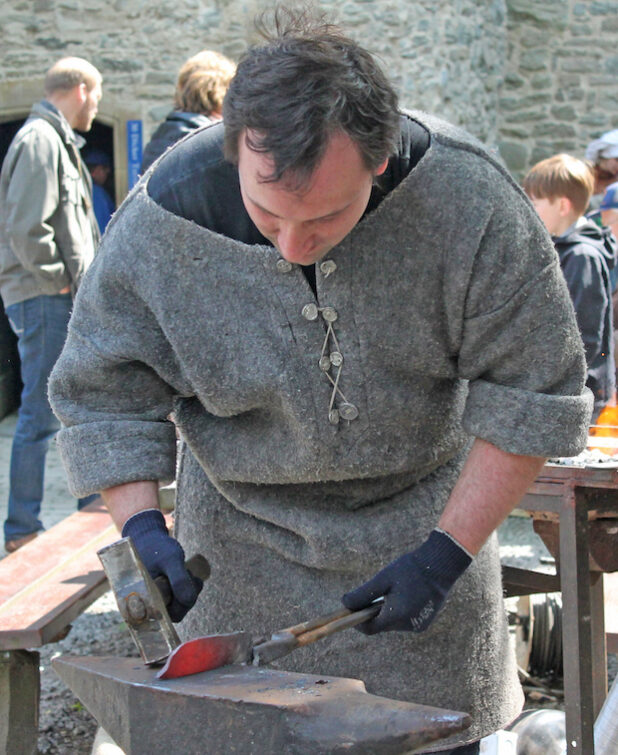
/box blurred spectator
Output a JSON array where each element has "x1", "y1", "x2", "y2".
[
  {"x1": 599, "y1": 182, "x2": 618, "y2": 383},
  {"x1": 524, "y1": 153, "x2": 617, "y2": 418},
  {"x1": 84, "y1": 148, "x2": 115, "y2": 233},
  {"x1": 0, "y1": 56, "x2": 102, "y2": 553},
  {"x1": 140, "y1": 50, "x2": 236, "y2": 172},
  {"x1": 585, "y1": 129, "x2": 618, "y2": 203},
  {"x1": 600, "y1": 181, "x2": 618, "y2": 242}
]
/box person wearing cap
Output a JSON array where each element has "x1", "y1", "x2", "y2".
[
  {"x1": 0, "y1": 56, "x2": 102, "y2": 553},
  {"x1": 84, "y1": 148, "x2": 115, "y2": 233},
  {"x1": 140, "y1": 50, "x2": 236, "y2": 173},
  {"x1": 585, "y1": 129, "x2": 618, "y2": 201}
]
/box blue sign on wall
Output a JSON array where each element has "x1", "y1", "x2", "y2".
[{"x1": 127, "y1": 120, "x2": 143, "y2": 189}]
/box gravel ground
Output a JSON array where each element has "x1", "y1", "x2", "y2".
[
  {"x1": 37, "y1": 593, "x2": 138, "y2": 754},
  {"x1": 35, "y1": 516, "x2": 616, "y2": 753}
]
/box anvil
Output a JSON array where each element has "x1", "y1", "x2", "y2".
[{"x1": 53, "y1": 655, "x2": 471, "y2": 754}]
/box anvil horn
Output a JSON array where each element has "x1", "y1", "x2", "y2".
[{"x1": 53, "y1": 655, "x2": 471, "y2": 754}]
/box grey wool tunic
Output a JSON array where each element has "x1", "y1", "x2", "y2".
[{"x1": 49, "y1": 112, "x2": 591, "y2": 751}]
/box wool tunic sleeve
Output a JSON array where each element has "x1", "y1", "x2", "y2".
[
  {"x1": 48, "y1": 235, "x2": 180, "y2": 497},
  {"x1": 456, "y1": 180, "x2": 593, "y2": 457}
]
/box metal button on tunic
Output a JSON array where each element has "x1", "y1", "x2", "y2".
[
  {"x1": 339, "y1": 403, "x2": 359, "y2": 421},
  {"x1": 321, "y1": 307, "x2": 338, "y2": 323},
  {"x1": 319, "y1": 356, "x2": 332, "y2": 371},
  {"x1": 319, "y1": 260, "x2": 337, "y2": 277},
  {"x1": 276, "y1": 259, "x2": 293, "y2": 273},
  {"x1": 302, "y1": 303, "x2": 319, "y2": 321},
  {"x1": 330, "y1": 352, "x2": 343, "y2": 367}
]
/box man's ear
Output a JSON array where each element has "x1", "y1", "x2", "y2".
[
  {"x1": 75, "y1": 82, "x2": 88, "y2": 105},
  {"x1": 558, "y1": 196, "x2": 574, "y2": 217},
  {"x1": 374, "y1": 157, "x2": 389, "y2": 177}
]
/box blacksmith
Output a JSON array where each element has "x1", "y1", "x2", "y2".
[{"x1": 49, "y1": 11, "x2": 591, "y2": 753}]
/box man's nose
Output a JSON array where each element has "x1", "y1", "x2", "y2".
[{"x1": 277, "y1": 223, "x2": 312, "y2": 257}]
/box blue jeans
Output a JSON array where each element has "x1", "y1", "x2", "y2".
[{"x1": 4, "y1": 294, "x2": 96, "y2": 543}]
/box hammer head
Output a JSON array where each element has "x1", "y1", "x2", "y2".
[{"x1": 98, "y1": 537, "x2": 180, "y2": 665}]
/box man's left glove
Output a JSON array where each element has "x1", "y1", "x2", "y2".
[
  {"x1": 341, "y1": 529, "x2": 472, "y2": 634},
  {"x1": 122, "y1": 509, "x2": 203, "y2": 622}
]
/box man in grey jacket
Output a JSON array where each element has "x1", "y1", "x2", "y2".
[
  {"x1": 0, "y1": 56, "x2": 102, "y2": 552},
  {"x1": 49, "y1": 13, "x2": 591, "y2": 754}
]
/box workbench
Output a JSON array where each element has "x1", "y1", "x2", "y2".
[{"x1": 515, "y1": 462, "x2": 618, "y2": 755}]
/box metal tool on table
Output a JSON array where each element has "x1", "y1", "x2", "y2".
[
  {"x1": 97, "y1": 537, "x2": 210, "y2": 665},
  {"x1": 99, "y1": 536, "x2": 383, "y2": 679}
]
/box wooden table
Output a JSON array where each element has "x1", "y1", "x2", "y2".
[{"x1": 517, "y1": 463, "x2": 618, "y2": 755}]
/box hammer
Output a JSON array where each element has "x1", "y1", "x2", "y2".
[
  {"x1": 98, "y1": 537, "x2": 210, "y2": 665},
  {"x1": 100, "y1": 537, "x2": 383, "y2": 679}
]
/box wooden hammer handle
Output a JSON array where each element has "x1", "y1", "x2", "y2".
[
  {"x1": 294, "y1": 602, "x2": 382, "y2": 647},
  {"x1": 154, "y1": 553, "x2": 210, "y2": 606}
]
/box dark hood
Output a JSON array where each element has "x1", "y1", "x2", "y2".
[{"x1": 554, "y1": 219, "x2": 618, "y2": 271}]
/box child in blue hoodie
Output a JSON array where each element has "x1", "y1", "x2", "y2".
[{"x1": 524, "y1": 154, "x2": 618, "y2": 418}]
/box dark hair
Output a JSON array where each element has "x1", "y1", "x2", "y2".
[{"x1": 223, "y1": 6, "x2": 400, "y2": 186}]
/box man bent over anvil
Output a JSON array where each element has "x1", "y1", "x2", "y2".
[{"x1": 49, "y1": 9, "x2": 592, "y2": 753}]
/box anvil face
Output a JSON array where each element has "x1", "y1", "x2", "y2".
[{"x1": 53, "y1": 655, "x2": 471, "y2": 754}]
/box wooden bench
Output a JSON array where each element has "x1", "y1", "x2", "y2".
[{"x1": 0, "y1": 500, "x2": 118, "y2": 755}]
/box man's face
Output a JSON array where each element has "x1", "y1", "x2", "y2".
[
  {"x1": 238, "y1": 130, "x2": 387, "y2": 265},
  {"x1": 90, "y1": 164, "x2": 110, "y2": 186},
  {"x1": 598, "y1": 157, "x2": 618, "y2": 179},
  {"x1": 602, "y1": 208, "x2": 618, "y2": 241},
  {"x1": 74, "y1": 80, "x2": 102, "y2": 132},
  {"x1": 529, "y1": 195, "x2": 564, "y2": 236}
]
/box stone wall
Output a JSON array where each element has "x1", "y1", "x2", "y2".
[
  {"x1": 0, "y1": 0, "x2": 617, "y2": 187},
  {"x1": 0, "y1": 0, "x2": 507, "y2": 146},
  {"x1": 499, "y1": 0, "x2": 618, "y2": 177}
]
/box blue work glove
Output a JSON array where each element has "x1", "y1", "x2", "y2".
[
  {"x1": 342, "y1": 529, "x2": 472, "y2": 634},
  {"x1": 122, "y1": 509, "x2": 203, "y2": 622}
]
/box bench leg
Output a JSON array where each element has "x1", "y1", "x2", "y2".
[{"x1": 0, "y1": 649, "x2": 40, "y2": 755}]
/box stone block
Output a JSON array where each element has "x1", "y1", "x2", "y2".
[
  {"x1": 579, "y1": 113, "x2": 611, "y2": 127},
  {"x1": 569, "y1": 25, "x2": 593, "y2": 36},
  {"x1": 590, "y1": 2, "x2": 618, "y2": 15},
  {"x1": 498, "y1": 140, "x2": 528, "y2": 172},
  {"x1": 558, "y1": 87, "x2": 586, "y2": 101},
  {"x1": 519, "y1": 51, "x2": 549, "y2": 72},
  {"x1": 508, "y1": 108, "x2": 548, "y2": 124},
  {"x1": 551, "y1": 104, "x2": 577, "y2": 121},
  {"x1": 605, "y1": 55, "x2": 618, "y2": 75},
  {"x1": 531, "y1": 144, "x2": 558, "y2": 164},
  {"x1": 560, "y1": 58, "x2": 601, "y2": 74},
  {"x1": 518, "y1": 29, "x2": 551, "y2": 48},
  {"x1": 532, "y1": 122, "x2": 577, "y2": 138},
  {"x1": 504, "y1": 73, "x2": 526, "y2": 88},
  {"x1": 499, "y1": 125, "x2": 532, "y2": 140},
  {"x1": 506, "y1": 0, "x2": 569, "y2": 29},
  {"x1": 530, "y1": 73, "x2": 552, "y2": 90},
  {"x1": 35, "y1": 36, "x2": 70, "y2": 50}
]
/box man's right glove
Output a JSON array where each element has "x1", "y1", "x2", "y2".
[
  {"x1": 342, "y1": 529, "x2": 472, "y2": 634},
  {"x1": 122, "y1": 508, "x2": 203, "y2": 622}
]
